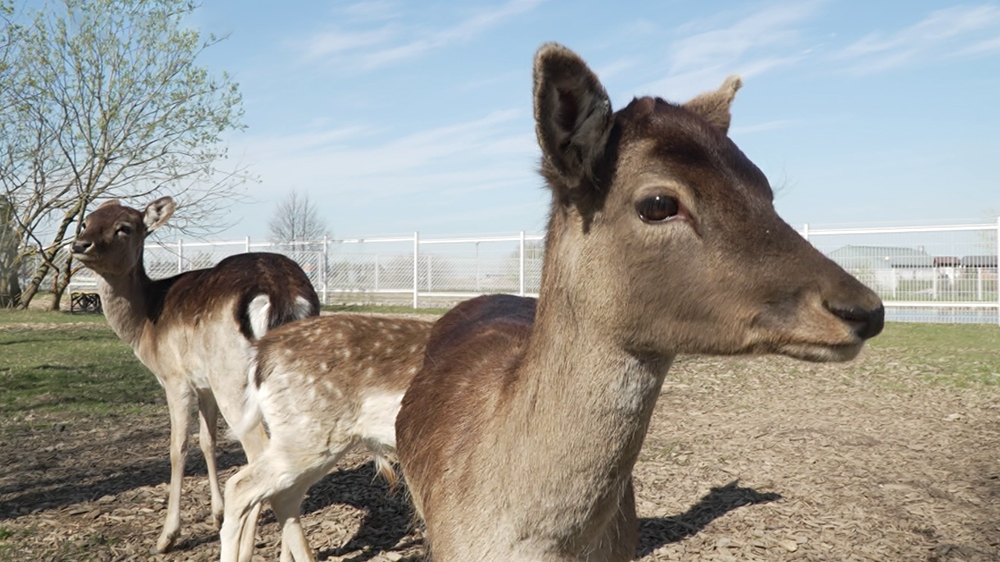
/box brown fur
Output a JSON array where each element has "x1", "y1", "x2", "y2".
[
  {"x1": 72, "y1": 197, "x2": 319, "y2": 557},
  {"x1": 395, "y1": 43, "x2": 884, "y2": 562}
]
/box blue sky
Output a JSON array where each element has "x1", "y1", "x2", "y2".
[{"x1": 190, "y1": 0, "x2": 1000, "y2": 241}]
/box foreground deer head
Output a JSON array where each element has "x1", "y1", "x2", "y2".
[
  {"x1": 73, "y1": 197, "x2": 319, "y2": 557},
  {"x1": 395, "y1": 43, "x2": 883, "y2": 562}
]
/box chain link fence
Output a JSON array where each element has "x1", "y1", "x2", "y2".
[{"x1": 65, "y1": 221, "x2": 1000, "y2": 323}]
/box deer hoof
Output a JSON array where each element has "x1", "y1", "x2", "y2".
[{"x1": 154, "y1": 530, "x2": 179, "y2": 554}]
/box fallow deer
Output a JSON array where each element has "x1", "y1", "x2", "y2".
[
  {"x1": 71, "y1": 197, "x2": 320, "y2": 555},
  {"x1": 394, "y1": 43, "x2": 885, "y2": 562},
  {"x1": 219, "y1": 313, "x2": 433, "y2": 562}
]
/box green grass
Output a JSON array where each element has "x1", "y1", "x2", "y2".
[
  {"x1": 0, "y1": 308, "x2": 108, "y2": 324},
  {"x1": 0, "y1": 304, "x2": 445, "y2": 420},
  {"x1": 869, "y1": 322, "x2": 1000, "y2": 387},
  {"x1": 0, "y1": 312, "x2": 161, "y2": 417}
]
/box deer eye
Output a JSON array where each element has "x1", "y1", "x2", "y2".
[
  {"x1": 636, "y1": 195, "x2": 680, "y2": 223},
  {"x1": 116, "y1": 224, "x2": 132, "y2": 236}
]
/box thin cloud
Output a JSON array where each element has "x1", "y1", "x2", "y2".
[
  {"x1": 299, "y1": 0, "x2": 547, "y2": 69},
  {"x1": 631, "y1": 2, "x2": 824, "y2": 101},
  {"x1": 342, "y1": 1, "x2": 402, "y2": 22},
  {"x1": 668, "y1": 1, "x2": 825, "y2": 75},
  {"x1": 233, "y1": 110, "x2": 537, "y2": 204},
  {"x1": 959, "y1": 34, "x2": 1000, "y2": 55},
  {"x1": 303, "y1": 26, "x2": 399, "y2": 59},
  {"x1": 834, "y1": 4, "x2": 1000, "y2": 74},
  {"x1": 457, "y1": 70, "x2": 522, "y2": 93},
  {"x1": 595, "y1": 58, "x2": 640, "y2": 82},
  {"x1": 730, "y1": 118, "x2": 800, "y2": 136}
]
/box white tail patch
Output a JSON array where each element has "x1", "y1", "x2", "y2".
[
  {"x1": 294, "y1": 295, "x2": 314, "y2": 320},
  {"x1": 355, "y1": 392, "x2": 405, "y2": 449},
  {"x1": 247, "y1": 295, "x2": 272, "y2": 339},
  {"x1": 236, "y1": 347, "x2": 264, "y2": 440}
]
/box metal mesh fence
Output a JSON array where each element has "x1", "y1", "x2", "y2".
[
  {"x1": 64, "y1": 223, "x2": 1000, "y2": 322},
  {"x1": 804, "y1": 224, "x2": 999, "y2": 324}
]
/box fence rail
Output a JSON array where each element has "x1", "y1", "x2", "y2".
[{"x1": 67, "y1": 219, "x2": 1000, "y2": 324}]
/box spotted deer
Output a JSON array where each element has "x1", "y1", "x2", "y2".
[
  {"x1": 219, "y1": 313, "x2": 433, "y2": 562},
  {"x1": 394, "y1": 43, "x2": 885, "y2": 562},
  {"x1": 71, "y1": 197, "x2": 320, "y2": 556}
]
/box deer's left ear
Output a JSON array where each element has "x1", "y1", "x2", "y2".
[
  {"x1": 683, "y1": 76, "x2": 742, "y2": 135},
  {"x1": 143, "y1": 197, "x2": 176, "y2": 233}
]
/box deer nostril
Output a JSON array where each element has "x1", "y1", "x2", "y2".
[
  {"x1": 826, "y1": 303, "x2": 885, "y2": 340},
  {"x1": 71, "y1": 241, "x2": 91, "y2": 254}
]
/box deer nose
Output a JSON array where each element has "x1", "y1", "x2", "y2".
[
  {"x1": 71, "y1": 240, "x2": 92, "y2": 254},
  {"x1": 825, "y1": 303, "x2": 885, "y2": 340}
]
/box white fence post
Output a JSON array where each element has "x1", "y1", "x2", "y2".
[
  {"x1": 412, "y1": 231, "x2": 419, "y2": 309},
  {"x1": 374, "y1": 254, "x2": 380, "y2": 292},
  {"x1": 177, "y1": 239, "x2": 183, "y2": 274},
  {"x1": 475, "y1": 242, "x2": 481, "y2": 292},
  {"x1": 427, "y1": 254, "x2": 433, "y2": 292},
  {"x1": 996, "y1": 216, "x2": 999, "y2": 326},
  {"x1": 519, "y1": 230, "x2": 526, "y2": 297},
  {"x1": 802, "y1": 223, "x2": 809, "y2": 242},
  {"x1": 245, "y1": 236, "x2": 250, "y2": 253},
  {"x1": 977, "y1": 267, "x2": 984, "y2": 301},
  {"x1": 322, "y1": 235, "x2": 329, "y2": 306}
]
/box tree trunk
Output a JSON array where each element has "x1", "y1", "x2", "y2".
[
  {"x1": 0, "y1": 267, "x2": 21, "y2": 308},
  {"x1": 17, "y1": 205, "x2": 81, "y2": 309},
  {"x1": 50, "y1": 256, "x2": 74, "y2": 311}
]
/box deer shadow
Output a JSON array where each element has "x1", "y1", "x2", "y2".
[
  {"x1": 637, "y1": 480, "x2": 782, "y2": 557},
  {"x1": 250, "y1": 461, "x2": 417, "y2": 562},
  {"x1": 277, "y1": 475, "x2": 779, "y2": 561},
  {"x1": 0, "y1": 430, "x2": 247, "y2": 520}
]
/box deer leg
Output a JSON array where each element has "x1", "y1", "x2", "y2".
[
  {"x1": 155, "y1": 384, "x2": 194, "y2": 554},
  {"x1": 196, "y1": 389, "x2": 224, "y2": 529},
  {"x1": 236, "y1": 425, "x2": 269, "y2": 562},
  {"x1": 222, "y1": 446, "x2": 319, "y2": 562},
  {"x1": 272, "y1": 480, "x2": 316, "y2": 562},
  {"x1": 221, "y1": 457, "x2": 270, "y2": 562}
]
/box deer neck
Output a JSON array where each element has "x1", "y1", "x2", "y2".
[
  {"x1": 96, "y1": 265, "x2": 154, "y2": 349},
  {"x1": 507, "y1": 219, "x2": 674, "y2": 519}
]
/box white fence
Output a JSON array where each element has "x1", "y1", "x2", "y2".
[
  {"x1": 804, "y1": 221, "x2": 999, "y2": 325},
  {"x1": 69, "y1": 220, "x2": 1000, "y2": 324}
]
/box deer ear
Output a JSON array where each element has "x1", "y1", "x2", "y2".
[
  {"x1": 683, "y1": 76, "x2": 742, "y2": 135},
  {"x1": 533, "y1": 43, "x2": 613, "y2": 192},
  {"x1": 143, "y1": 197, "x2": 176, "y2": 233}
]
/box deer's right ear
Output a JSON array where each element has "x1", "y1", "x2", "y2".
[
  {"x1": 533, "y1": 43, "x2": 613, "y2": 194},
  {"x1": 143, "y1": 197, "x2": 176, "y2": 233}
]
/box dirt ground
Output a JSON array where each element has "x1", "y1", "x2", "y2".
[{"x1": 1, "y1": 333, "x2": 999, "y2": 561}]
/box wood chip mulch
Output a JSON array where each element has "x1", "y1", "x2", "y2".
[{"x1": 1, "y1": 348, "x2": 998, "y2": 561}]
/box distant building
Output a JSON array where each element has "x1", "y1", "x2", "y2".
[
  {"x1": 826, "y1": 245, "x2": 997, "y2": 298},
  {"x1": 827, "y1": 245, "x2": 934, "y2": 296},
  {"x1": 827, "y1": 245, "x2": 933, "y2": 270}
]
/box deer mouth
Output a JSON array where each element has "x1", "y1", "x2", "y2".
[{"x1": 775, "y1": 340, "x2": 865, "y2": 363}]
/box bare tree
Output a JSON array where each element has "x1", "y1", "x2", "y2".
[
  {"x1": 268, "y1": 189, "x2": 330, "y2": 251},
  {"x1": 0, "y1": 0, "x2": 250, "y2": 309}
]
